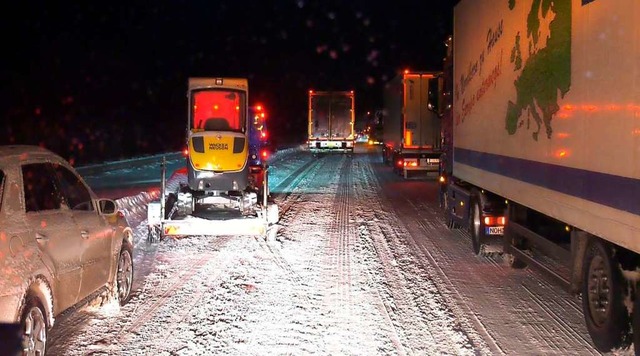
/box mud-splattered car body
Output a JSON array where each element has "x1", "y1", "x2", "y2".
[{"x1": 0, "y1": 145, "x2": 134, "y2": 354}]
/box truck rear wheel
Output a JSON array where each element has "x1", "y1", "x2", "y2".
[
  {"x1": 581, "y1": 240, "x2": 630, "y2": 351},
  {"x1": 469, "y1": 197, "x2": 486, "y2": 255}
]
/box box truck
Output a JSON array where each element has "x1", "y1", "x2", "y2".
[
  {"x1": 382, "y1": 71, "x2": 443, "y2": 178},
  {"x1": 307, "y1": 90, "x2": 355, "y2": 153},
  {"x1": 440, "y1": 0, "x2": 640, "y2": 352}
]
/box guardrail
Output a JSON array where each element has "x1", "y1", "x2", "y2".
[{"x1": 76, "y1": 152, "x2": 183, "y2": 175}]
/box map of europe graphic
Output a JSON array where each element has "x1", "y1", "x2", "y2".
[{"x1": 506, "y1": 0, "x2": 571, "y2": 141}]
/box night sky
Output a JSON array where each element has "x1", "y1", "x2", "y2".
[{"x1": 1, "y1": 1, "x2": 454, "y2": 164}]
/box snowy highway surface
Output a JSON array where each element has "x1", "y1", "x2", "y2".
[{"x1": 46, "y1": 145, "x2": 633, "y2": 355}]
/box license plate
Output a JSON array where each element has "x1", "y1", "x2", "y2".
[
  {"x1": 420, "y1": 158, "x2": 439, "y2": 166},
  {"x1": 485, "y1": 226, "x2": 504, "y2": 235}
]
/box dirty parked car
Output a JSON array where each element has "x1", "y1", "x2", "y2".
[{"x1": 0, "y1": 145, "x2": 134, "y2": 355}]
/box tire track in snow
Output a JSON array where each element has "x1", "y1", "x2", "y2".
[
  {"x1": 520, "y1": 284, "x2": 599, "y2": 354},
  {"x1": 351, "y1": 161, "x2": 413, "y2": 354},
  {"x1": 272, "y1": 154, "x2": 326, "y2": 225},
  {"x1": 401, "y1": 185, "x2": 602, "y2": 354},
  {"x1": 321, "y1": 155, "x2": 353, "y2": 354},
  {"x1": 405, "y1": 203, "x2": 505, "y2": 354},
  {"x1": 413, "y1": 196, "x2": 604, "y2": 352},
  {"x1": 357, "y1": 161, "x2": 442, "y2": 353},
  {"x1": 159, "y1": 253, "x2": 233, "y2": 348},
  {"x1": 333, "y1": 155, "x2": 353, "y2": 316},
  {"x1": 254, "y1": 154, "x2": 334, "y2": 351},
  {"x1": 372, "y1": 212, "x2": 448, "y2": 354},
  {"x1": 355, "y1": 224, "x2": 408, "y2": 356},
  {"x1": 401, "y1": 188, "x2": 532, "y2": 354},
  {"x1": 256, "y1": 237, "x2": 305, "y2": 286},
  {"x1": 287, "y1": 153, "x2": 397, "y2": 354},
  {"x1": 351, "y1": 156, "x2": 438, "y2": 355},
  {"x1": 117, "y1": 253, "x2": 212, "y2": 339},
  {"x1": 362, "y1": 156, "x2": 495, "y2": 355},
  {"x1": 116, "y1": 237, "x2": 233, "y2": 341},
  {"x1": 264, "y1": 152, "x2": 328, "y2": 289},
  {"x1": 411, "y1": 217, "x2": 504, "y2": 355}
]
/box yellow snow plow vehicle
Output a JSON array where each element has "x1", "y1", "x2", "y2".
[{"x1": 147, "y1": 77, "x2": 278, "y2": 240}]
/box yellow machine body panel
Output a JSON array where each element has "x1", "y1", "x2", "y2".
[
  {"x1": 188, "y1": 131, "x2": 248, "y2": 172},
  {"x1": 186, "y1": 77, "x2": 250, "y2": 192}
]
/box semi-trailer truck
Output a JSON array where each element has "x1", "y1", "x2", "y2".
[
  {"x1": 440, "y1": 0, "x2": 640, "y2": 352},
  {"x1": 382, "y1": 71, "x2": 443, "y2": 178},
  {"x1": 307, "y1": 90, "x2": 355, "y2": 153}
]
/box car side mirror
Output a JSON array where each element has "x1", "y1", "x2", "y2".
[{"x1": 98, "y1": 199, "x2": 117, "y2": 215}]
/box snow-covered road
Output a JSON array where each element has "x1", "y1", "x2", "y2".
[{"x1": 46, "y1": 145, "x2": 633, "y2": 355}]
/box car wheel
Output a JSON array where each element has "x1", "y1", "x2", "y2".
[
  {"x1": 581, "y1": 240, "x2": 630, "y2": 352},
  {"x1": 20, "y1": 295, "x2": 48, "y2": 355},
  {"x1": 116, "y1": 246, "x2": 134, "y2": 305}
]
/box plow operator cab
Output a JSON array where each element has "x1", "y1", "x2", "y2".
[
  {"x1": 147, "y1": 78, "x2": 278, "y2": 240},
  {"x1": 187, "y1": 77, "x2": 250, "y2": 199}
]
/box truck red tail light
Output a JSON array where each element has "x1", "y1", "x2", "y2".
[
  {"x1": 396, "y1": 160, "x2": 404, "y2": 167},
  {"x1": 261, "y1": 149, "x2": 269, "y2": 159},
  {"x1": 484, "y1": 216, "x2": 506, "y2": 226}
]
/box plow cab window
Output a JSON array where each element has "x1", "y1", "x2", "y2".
[{"x1": 191, "y1": 90, "x2": 246, "y2": 132}]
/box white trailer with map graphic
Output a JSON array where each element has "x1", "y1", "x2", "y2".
[{"x1": 439, "y1": 0, "x2": 640, "y2": 352}]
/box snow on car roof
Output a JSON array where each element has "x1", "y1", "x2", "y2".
[{"x1": 0, "y1": 145, "x2": 64, "y2": 164}]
